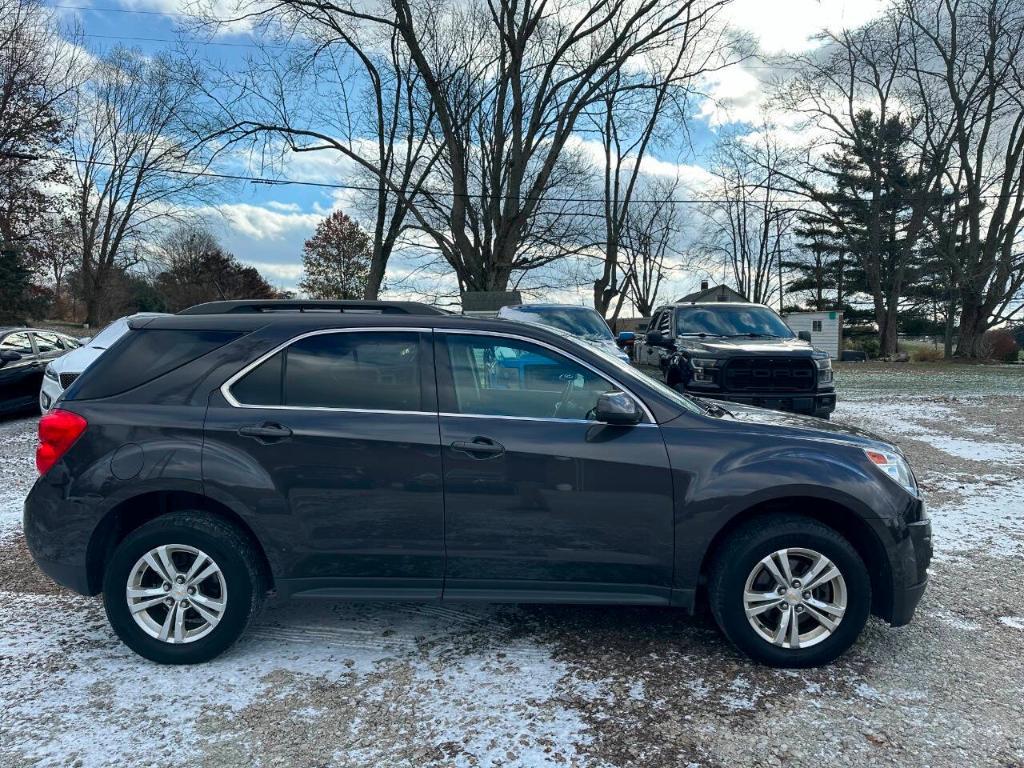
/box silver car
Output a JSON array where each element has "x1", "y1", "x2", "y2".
[{"x1": 497, "y1": 304, "x2": 631, "y2": 363}]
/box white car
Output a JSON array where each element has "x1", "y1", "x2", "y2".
[
  {"x1": 497, "y1": 304, "x2": 631, "y2": 363},
  {"x1": 40, "y1": 313, "x2": 168, "y2": 412}
]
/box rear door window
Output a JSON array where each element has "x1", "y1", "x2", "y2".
[
  {"x1": 1, "y1": 332, "x2": 34, "y2": 356},
  {"x1": 229, "y1": 331, "x2": 426, "y2": 412}
]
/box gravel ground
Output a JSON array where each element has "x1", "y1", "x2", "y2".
[{"x1": 1, "y1": 365, "x2": 1023, "y2": 768}]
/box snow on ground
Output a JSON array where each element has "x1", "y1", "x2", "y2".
[
  {"x1": 0, "y1": 416, "x2": 36, "y2": 538},
  {"x1": 0, "y1": 593, "x2": 594, "y2": 768}
]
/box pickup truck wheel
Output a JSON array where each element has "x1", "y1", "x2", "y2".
[
  {"x1": 708, "y1": 515, "x2": 871, "y2": 667},
  {"x1": 102, "y1": 511, "x2": 265, "y2": 664}
]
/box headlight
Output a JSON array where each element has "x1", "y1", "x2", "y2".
[
  {"x1": 689, "y1": 357, "x2": 720, "y2": 383},
  {"x1": 864, "y1": 449, "x2": 917, "y2": 494},
  {"x1": 44, "y1": 365, "x2": 58, "y2": 381},
  {"x1": 814, "y1": 356, "x2": 833, "y2": 384}
]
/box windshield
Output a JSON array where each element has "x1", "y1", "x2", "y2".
[
  {"x1": 675, "y1": 305, "x2": 794, "y2": 338},
  {"x1": 561, "y1": 335, "x2": 704, "y2": 415},
  {"x1": 514, "y1": 306, "x2": 614, "y2": 341}
]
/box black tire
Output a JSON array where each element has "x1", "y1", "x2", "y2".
[
  {"x1": 102, "y1": 511, "x2": 266, "y2": 664},
  {"x1": 708, "y1": 514, "x2": 871, "y2": 668}
]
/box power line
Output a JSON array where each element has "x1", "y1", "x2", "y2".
[
  {"x1": 4, "y1": 151, "x2": 824, "y2": 204},
  {"x1": 79, "y1": 30, "x2": 287, "y2": 49},
  {"x1": 8, "y1": 150, "x2": 1015, "y2": 207}
]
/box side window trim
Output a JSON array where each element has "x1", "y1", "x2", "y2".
[
  {"x1": 221, "y1": 326, "x2": 438, "y2": 415},
  {"x1": 434, "y1": 329, "x2": 655, "y2": 424}
]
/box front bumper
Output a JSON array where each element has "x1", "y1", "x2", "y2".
[
  {"x1": 684, "y1": 386, "x2": 836, "y2": 417},
  {"x1": 39, "y1": 376, "x2": 63, "y2": 413},
  {"x1": 880, "y1": 490, "x2": 932, "y2": 625}
]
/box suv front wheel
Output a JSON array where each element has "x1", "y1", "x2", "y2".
[
  {"x1": 102, "y1": 512, "x2": 266, "y2": 664},
  {"x1": 708, "y1": 514, "x2": 871, "y2": 667}
]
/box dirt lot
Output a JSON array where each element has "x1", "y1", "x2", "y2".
[{"x1": 1, "y1": 364, "x2": 1023, "y2": 768}]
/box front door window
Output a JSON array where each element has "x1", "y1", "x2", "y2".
[{"x1": 444, "y1": 334, "x2": 616, "y2": 421}]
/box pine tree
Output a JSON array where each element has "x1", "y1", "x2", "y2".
[{"x1": 799, "y1": 111, "x2": 938, "y2": 355}]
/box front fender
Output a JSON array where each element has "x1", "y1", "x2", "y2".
[{"x1": 665, "y1": 432, "x2": 903, "y2": 593}]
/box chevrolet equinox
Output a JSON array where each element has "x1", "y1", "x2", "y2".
[{"x1": 23, "y1": 300, "x2": 932, "y2": 667}]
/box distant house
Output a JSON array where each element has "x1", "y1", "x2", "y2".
[{"x1": 676, "y1": 281, "x2": 749, "y2": 303}]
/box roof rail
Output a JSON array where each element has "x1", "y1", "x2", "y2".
[{"x1": 177, "y1": 299, "x2": 447, "y2": 316}]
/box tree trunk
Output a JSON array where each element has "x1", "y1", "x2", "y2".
[
  {"x1": 364, "y1": 243, "x2": 386, "y2": 300},
  {"x1": 876, "y1": 297, "x2": 899, "y2": 357},
  {"x1": 943, "y1": 299, "x2": 955, "y2": 359},
  {"x1": 955, "y1": 305, "x2": 986, "y2": 358}
]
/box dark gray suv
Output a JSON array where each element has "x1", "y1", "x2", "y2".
[{"x1": 23, "y1": 300, "x2": 931, "y2": 667}]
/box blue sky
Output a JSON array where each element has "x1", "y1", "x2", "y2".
[{"x1": 55, "y1": 0, "x2": 887, "y2": 306}]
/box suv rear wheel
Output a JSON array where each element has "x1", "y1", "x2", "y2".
[
  {"x1": 102, "y1": 512, "x2": 265, "y2": 664},
  {"x1": 708, "y1": 514, "x2": 871, "y2": 667}
]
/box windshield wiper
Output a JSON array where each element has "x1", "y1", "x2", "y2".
[
  {"x1": 691, "y1": 396, "x2": 733, "y2": 417},
  {"x1": 725, "y1": 333, "x2": 779, "y2": 338},
  {"x1": 677, "y1": 332, "x2": 728, "y2": 338}
]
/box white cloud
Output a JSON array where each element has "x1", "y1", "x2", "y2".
[
  {"x1": 723, "y1": 0, "x2": 888, "y2": 55},
  {"x1": 198, "y1": 202, "x2": 321, "y2": 241},
  {"x1": 245, "y1": 260, "x2": 304, "y2": 281}
]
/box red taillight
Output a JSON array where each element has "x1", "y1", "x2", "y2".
[{"x1": 36, "y1": 409, "x2": 88, "y2": 475}]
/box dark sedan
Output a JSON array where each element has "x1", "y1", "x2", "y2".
[{"x1": 0, "y1": 328, "x2": 82, "y2": 416}]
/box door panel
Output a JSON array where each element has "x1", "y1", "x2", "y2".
[
  {"x1": 0, "y1": 332, "x2": 41, "y2": 411},
  {"x1": 202, "y1": 330, "x2": 444, "y2": 596},
  {"x1": 436, "y1": 333, "x2": 675, "y2": 599}
]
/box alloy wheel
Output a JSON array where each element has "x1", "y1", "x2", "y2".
[
  {"x1": 742, "y1": 547, "x2": 847, "y2": 650},
  {"x1": 126, "y1": 544, "x2": 227, "y2": 644}
]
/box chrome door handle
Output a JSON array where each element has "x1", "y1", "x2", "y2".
[{"x1": 450, "y1": 437, "x2": 505, "y2": 458}]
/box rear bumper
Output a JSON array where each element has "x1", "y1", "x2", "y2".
[
  {"x1": 685, "y1": 387, "x2": 836, "y2": 417},
  {"x1": 23, "y1": 476, "x2": 99, "y2": 596}
]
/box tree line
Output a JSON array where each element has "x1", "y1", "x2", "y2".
[{"x1": 1, "y1": 0, "x2": 1022, "y2": 357}]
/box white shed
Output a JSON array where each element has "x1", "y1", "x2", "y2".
[{"x1": 783, "y1": 311, "x2": 843, "y2": 359}]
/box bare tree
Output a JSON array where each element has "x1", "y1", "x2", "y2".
[
  {"x1": 695, "y1": 127, "x2": 796, "y2": 306},
  {"x1": 155, "y1": 223, "x2": 279, "y2": 311},
  {"x1": 622, "y1": 176, "x2": 684, "y2": 316},
  {"x1": 212, "y1": 0, "x2": 731, "y2": 295},
  {"x1": 587, "y1": 21, "x2": 729, "y2": 317},
  {"x1": 0, "y1": 0, "x2": 83, "y2": 257},
  {"x1": 902, "y1": 0, "x2": 1024, "y2": 357},
  {"x1": 201, "y1": 15, "x2": 444, "y2": 299},
  {"x1": 69, "y1": 47, "x2": 218, "y2": 325}
]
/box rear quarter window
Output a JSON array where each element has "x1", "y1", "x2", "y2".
[{"x1": 66, "y1": 329, "x2": 242, "y2": 400}]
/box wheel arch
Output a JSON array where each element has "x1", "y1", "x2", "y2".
[
  {"x1": 85, "y1": 490, "x2": 275, "y2": 596},
  {"x1": 696, "y1": 496, "x2": 893, "y2": 621}
]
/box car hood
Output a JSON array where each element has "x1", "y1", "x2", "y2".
[
  {"x1": 702, "y1": 399, "x2": 895, "y2": 451},
  {"x1": 589, "y1": 338, "x2": 630, "y2": 360},
  {"x1": 47, "y1": 344, "x2": 104, "y2": 374},
  {"x1": 677, "y1": 336, "x2": 814, "y2": 355}
]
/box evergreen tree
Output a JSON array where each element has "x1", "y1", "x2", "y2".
[{"x1": 798, "y1": 111, "x2": 938, "y2": 354}]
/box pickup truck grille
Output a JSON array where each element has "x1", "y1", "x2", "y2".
[
  {"x1": 59, "y1": 372, "x2": 80, "y2": 389},
  {"x1": 722, "y1": 357, "x2": 815, "y2": 393}
]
